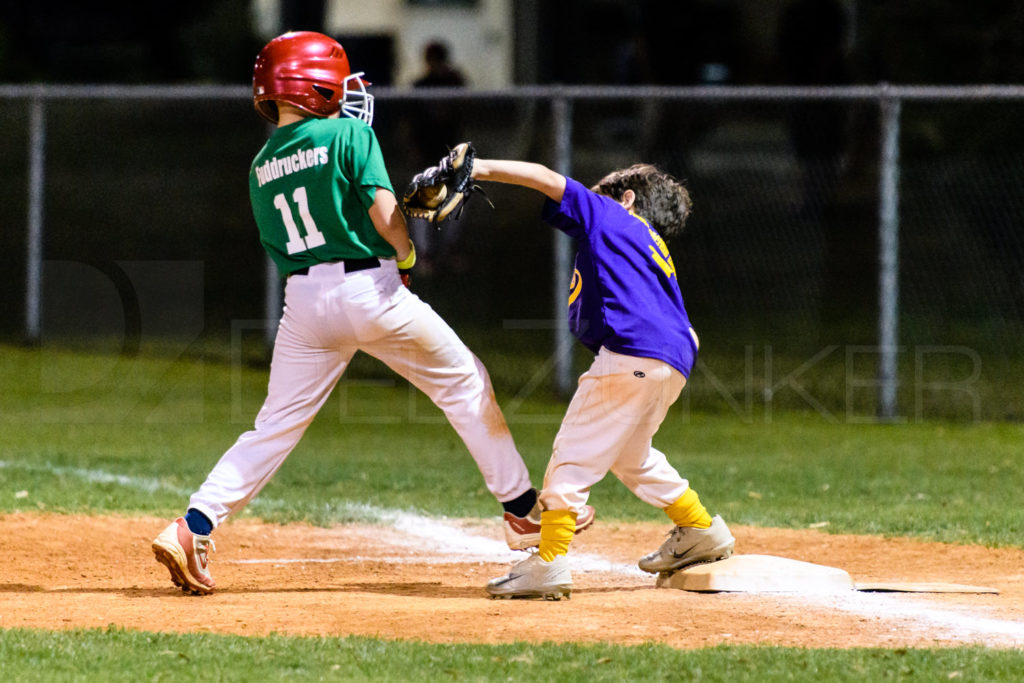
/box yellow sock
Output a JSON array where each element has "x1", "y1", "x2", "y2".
[
  {"x1": 537, "y1": 509, "x2": 577, "y2": 562},
  {"x1": 665, "y1": 488, "x2": 712, "y2": 529}
]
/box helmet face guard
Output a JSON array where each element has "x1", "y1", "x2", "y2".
[
  {"x1": 253, "y1": 31, "x2": 375, "y2": 126},
  {"x1": 340, "y1": 72, "x2": 374, "y2": 125}
]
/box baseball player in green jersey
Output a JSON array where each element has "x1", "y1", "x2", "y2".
[{"x1": 152, "y1": 31, "x2": 593, "y2": 595}]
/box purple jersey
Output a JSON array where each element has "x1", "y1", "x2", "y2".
[{"x1": 542, "y1": 177, "x2": 698, "y2": 377}]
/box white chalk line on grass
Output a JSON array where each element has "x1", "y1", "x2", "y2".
[
  {"x1": 0, "y1": 459, "x2": 409, "y2": 523},
  {"x1": 8, "y1": 460, "x2": 1023, "y2": 645},
  {"x1": 0, "y1": 459, "x2": 193, "y2": 497}
]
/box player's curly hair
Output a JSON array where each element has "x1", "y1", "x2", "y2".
[{"x1": 591, "y1": 164, "x2": 692, "y2": 238}]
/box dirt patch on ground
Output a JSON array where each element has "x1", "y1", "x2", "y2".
[{"x1": 2, "y1": 513, "x2": 1022, "y2": 649}]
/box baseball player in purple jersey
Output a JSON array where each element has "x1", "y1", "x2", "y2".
[
  {"x1": 467, "y1": 158, "x2": 735, "y2": 599},
  {"x1": 151, "y1": 32, "x2": 592, "y2": 595}
]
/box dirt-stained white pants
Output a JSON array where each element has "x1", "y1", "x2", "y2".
[
  {"x1": 540, "y1": 347, "x2": 689, "y2": 515},
  {"x1": 189, "y1": 260, "x2": 532, "y2": 528}
]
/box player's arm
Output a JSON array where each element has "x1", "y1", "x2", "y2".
[
  {"x1": 368, "y1": 187, "x2": 413, "y2": 261},
  {"x1": 472, "y1": 159, "x2": 567, "y2": 203}
]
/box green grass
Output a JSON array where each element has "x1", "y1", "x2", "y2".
[
  {"x1": 2, "y1": 628, "x2": 1023, "y2": 682},
  {"x1": 1, "y1": 343, "x2": 1021, "y2": 546}
]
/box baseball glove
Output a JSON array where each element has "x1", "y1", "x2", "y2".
[{"x1": 401, "y1": 142, "x2": 484, "y2": 225}]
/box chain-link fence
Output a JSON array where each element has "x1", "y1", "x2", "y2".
[{"x1": 2, "y1": 85, "x2": 1022, "y2": 422}]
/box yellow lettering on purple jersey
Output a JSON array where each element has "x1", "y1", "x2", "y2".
[
  {"x1": 568, "y1": 268, "x2": 583, "y2": 305},
  {"x1": 647, "y1": 227, "x2": 676, "y2": 279},
  {"x1": 649, "y1": 245, "x2": 676, "y2": 279}
]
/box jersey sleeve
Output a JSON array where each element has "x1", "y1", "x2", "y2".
[
  {"x1": 340, "y1": 122, "x2": 395, "y2": 210},
  {"x1": 541, "y1": 177, "x2": 610, "y2": 239}
]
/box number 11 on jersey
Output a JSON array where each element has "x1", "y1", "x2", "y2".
[{"x1": 274, "y1": 186, "x2": 326, "y2": 254}]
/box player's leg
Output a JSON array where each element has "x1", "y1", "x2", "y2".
[
  {"x1": 341, "y1": 261, "x2": 585, "y2": 550},
  {"x1": 185, "y1": 325, "x2": 353, "y2": 527},
  {"x1": 488, "y1": 348, "x2": 647, "y2": 598},
  {"x1": 600, "y1": 357, "x2": 734, "y2": 573},
  {"x1": 154, "y1": 272, "x2": 355, "y2": 594},
  {"x1": 612, "y1": 437, "x2": 734, "y2": 573},
  {"x1": 358, "y1": 267, "x2": 592, "y2": 548},
  {"x1": 605, "y1": 356, "x2": 690, "y2": 509},
  {"x1": 538, "y1": 349, "x2": 674, "y2": 550},
  {"x1": 540, "y1": 348, "x2": 677, "y2": 515},
  {"x1": 154, "y1": 343, "x2": 353, "y2": 593},
  {"x1": 361, "y1": 270, "x2": 533, "y2": 504}
]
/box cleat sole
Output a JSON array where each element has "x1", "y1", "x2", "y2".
[
  {"x1": 652, "y1": 550, "x2": 734, "y2": 578},
  {"x1": 152, "y1": 543, "x2": 213, "y2": 596},
  {"x1": 487, "y1": 587, "x2": 572, "y2": 601}
]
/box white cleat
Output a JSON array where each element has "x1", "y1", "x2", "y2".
[
  {"x1": 638, "y1": 515, "x2": 735, "y2": 575},
  {"x1": 486, "y1": 553, "x2": 572, "y2": 600},
  {"x1": 152, "y1": 517, "x2": 216, "y2": 595}
]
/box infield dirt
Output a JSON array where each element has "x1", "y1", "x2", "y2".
[{"x1": 2, "y1": 513, "x2": 1022, "y2": 649}]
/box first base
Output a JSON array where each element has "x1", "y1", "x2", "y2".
[{"x1": 657, "y1": 554, "x2": 855, "y2": 593}]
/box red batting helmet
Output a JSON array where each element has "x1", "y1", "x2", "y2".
[{"x1": 253, "y1": 31, "x2": 374, "y2": 125}]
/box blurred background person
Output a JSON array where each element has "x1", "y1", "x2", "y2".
[{"x1": 406, "y1": 40, "x2": 469, "y2": 274}]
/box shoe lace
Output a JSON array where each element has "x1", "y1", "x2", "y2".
[
  {"x1": 660, "y1": 526, "x2": 685, "y2": 550},
  {"x1": 195, "y1": 536, "x2": 216, "y2": 563}
]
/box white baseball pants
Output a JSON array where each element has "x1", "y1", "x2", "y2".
[
  {"x1": 540, "y1": 347, "x2": 689, "y2": 515},
  {"x1": 189, "y1": 260, "x2": 532, "y2": 528}
]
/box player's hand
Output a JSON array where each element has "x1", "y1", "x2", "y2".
[
  {"x1": 400, "y1": 143, "x2": 487, "y2": 225},
  {"x1": 396, "y1": 240, "x2": 416, "y2": 288}
]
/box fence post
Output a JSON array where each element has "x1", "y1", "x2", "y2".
[
  {"x1": 25, "y1": 96, "x2": 46, "y2": 344},
  {"x1": 552, "y1": 96, "x2": 574, "y2": 397},
  {"x1": 877, "y1": 87, "x2": 901, "y2": 420}
]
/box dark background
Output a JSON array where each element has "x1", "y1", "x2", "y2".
[
  {"x1": 1, "y1": 1, "x2": 1022, "y2": 420},
  {"x1": 1, "y1": 1, "x2": 1022, "y2": 86}
]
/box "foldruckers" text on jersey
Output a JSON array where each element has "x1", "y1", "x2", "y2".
[{"x1": 254, "y1": 146, "x2": 330, "y2": 187}]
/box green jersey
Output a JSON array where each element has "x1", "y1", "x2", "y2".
[{"x1": 249, "y1": 117, "x2": 396, "y2": 275}]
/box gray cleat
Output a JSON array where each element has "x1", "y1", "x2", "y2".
[
  {"x1": 638, "y1": 515, "x2": 735, "y2": 575},
  {"x1": 486, "y1": 552, "x2": 572, "y2": 600}
]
